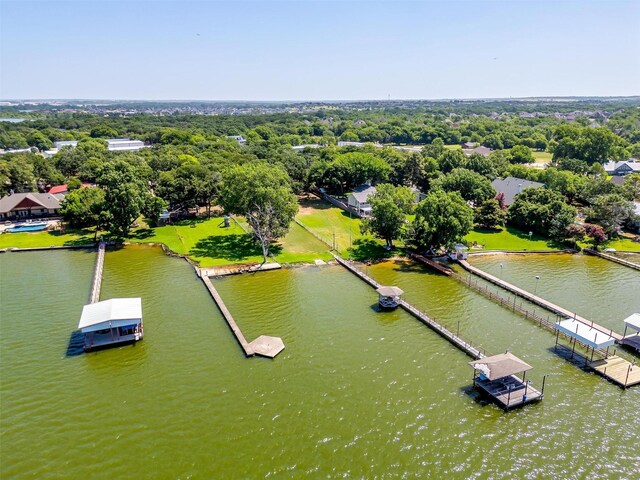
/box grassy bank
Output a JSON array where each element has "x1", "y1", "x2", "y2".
[
  {"x1": 1, "y1": 216, "x2": 332, "y2": 266},
  {"x1": 464, "y1": 226, "x2": 562, "y2": 251}
]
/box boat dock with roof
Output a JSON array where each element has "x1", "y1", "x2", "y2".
[
  {"x1": 470, "y1": 353, "x2": 544, "y2": 409},
  {"x1": 331, "y1": 253, "x2": 545, "y2": 409},
  {"x1": 555, "y1": 318, "x2": 639, "y2": 388}
]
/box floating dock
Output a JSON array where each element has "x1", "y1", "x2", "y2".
[
  {"x1": 198, "y1": 270, "x2": 285, "y2": 359},
  {"x1": 88, "y1": 241, "x2": 106, "y2": 304}
]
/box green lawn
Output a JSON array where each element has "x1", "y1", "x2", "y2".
[
  {"x1": 532, "y1": 151, "x2": 552, "y2": 165},
  {"x1": 601, "y1": 237, "x2": 640, "y2": 252},
  {"x1": 1, "y1": 215, "x2": 333, "y2": 266},
  {"x1": 464, "y1": 226, "x2": 562, "y2": 251},
  {"x1": 128, "y1": 215, "x2": 332, "y2": 266},
  {"x1": 0, "y1": 229, "x2": 94, "y2": 249},
  {"x1": 296, "y1": 197, "x2": 366, "y2": 253}
]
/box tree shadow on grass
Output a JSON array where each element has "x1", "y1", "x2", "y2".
[
  {"x1": 44, "y1": 229, "x2": 95, "y2": 246},
  {"x1": 349, "y1": 238, "x2": 397, "y2": 262},
  {"x1": 504, "y1": 226, "x2": 566, "y2": 249},
  {"x1": 129, "y1": 228, "x2": 155, "y2": 240},
  {"x1": 190, "y1": 234, "x2": 282, "y2": 262},
  {"x1": 298, "y1": 197, "x2": 334, "y2": 211}
]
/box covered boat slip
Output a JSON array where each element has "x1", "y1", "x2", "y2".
[
  {"x1": 376, "y1": 286, "x2": 404, "y2": 310},
  {"x1": 555, "y1": 318, "x2": 639, "y2": 388},
  {"x1": 79, "y1": 298, "x2": 143, "y2": 351},
  {"x1": 621, "y1": 313, "x2": 640, "y2": 352},
  {"x1": 469, "y1": 353, "x2": 544, "y2": 409}
]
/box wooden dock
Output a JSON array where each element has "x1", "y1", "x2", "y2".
[
  {"x1": 473, "y1": 375, "x2": 544, "y2": 409},
  {"x1": 584, "y1": 248, "x2": 640, "y2": 272},
  {"x1": 588, "y1": 356, "x2": 640, "y2": 388},
  {"x1": 199, "y1": 271, "x2": 285, "y2": 359},
  {"x1": 332, "y1": 254, "x2": 548, "y2": 408},
  {"x1": 88, "y1": 241, "x2": 106, "y2": 304},
  {"x1": 331, "y1": 254, "x2": 484, "y2": 360},
  {"x1": 201, "y1": 262, "x2": 281, "y2": 277},
  {"x1": 457, "y1": 260, "x2": 623, "y2": 341}
]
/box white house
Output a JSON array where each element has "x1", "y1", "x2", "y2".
[
  {"x1": 347, "y1": 185, "x2": 377, "y2": 217},
  {"x1": 44, "y1": 138, "x2": 148, "y2": 157}
]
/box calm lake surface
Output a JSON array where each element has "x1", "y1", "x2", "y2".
[{"x1": 1, "y1": 247, "x2": 638, "y2": 478}]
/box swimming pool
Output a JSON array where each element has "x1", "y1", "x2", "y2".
[{"x1": 6, "y1": 223, "x2": 48, "y2": 233}]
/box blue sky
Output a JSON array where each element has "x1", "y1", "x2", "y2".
[{"x1": 1, "y1": 0, "x2": 639, "y2": 100}]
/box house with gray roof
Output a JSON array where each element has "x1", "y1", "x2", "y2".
[
  {"x1": 347, "y1": 185, "x2": 377, "y2": 217},
  {"x1": 463, "y1": 146, "x2": 493, "y2": 157},
  {"x1": 0, "y1": 192, "x2": 62, "y2": 220},
  {"x1": 491, "y1": 177, "x2": 545, "y2": 207},
  {"x1": 603, "y1": 159, "x2": 640, "y2": 176}
]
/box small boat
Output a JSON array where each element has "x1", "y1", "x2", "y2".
[{"x1": 376, "y1": 286, "x2": 404, "y2": 311}]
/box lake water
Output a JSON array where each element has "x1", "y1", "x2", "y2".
[{"x1": 1, "y1": 246, "x2": 638, "y2": 478}]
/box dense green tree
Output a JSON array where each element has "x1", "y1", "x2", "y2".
[
  {"x1": 60, "y1": 187, "x2": 105, "y2": 228},
  {"x1": 431, "y1": 168, "x2": 495, "y2": 206},
  {"x1": 220, "y1": 163, "x2": 298, "y2": 263},
  {"x1": 26, "y1": 131, "x2": 53, "y2": 151},
  {"x1": 475, "y1": 198, "x2": 506, "y2": 229},
  {"x1": 507, "y1": 187, "x2": 576, "y2": 238},
  {"x1": 508, "y1": 145, "x2": 534, "y2": 164},
  {"x1": 90, "y1": 124, "x2": 119, "y2": 138},
  {"x1": 438, "y1": 149, "x2": 466, "y2": 173},
  {"x1": 411, "y1": 190, "x2": 474, "y2": 251},
  {"x1": 142, "y1": 195, "x2": 168, "y2": 226},
  {"x1": 622, "y1": 173, "x2": 640, "y2": 201},
  {"x1": 465, "y1": 153, "x2": 497, "y2": 179},
  {"x1": 97, "y1": 160, "x2": 148, "y2": 238},
  {"x1": 585, "y1": 194, "x2": 636, "y2": 235}
]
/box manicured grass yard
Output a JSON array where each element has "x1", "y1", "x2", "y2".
[
  {"x1": 602, "y1": 237, "x2": 640, "y2": 252},
  {"x1": 129, "y1": 215, "x2": 332, "y2": 266},
  {"x1": 0, "y1": 229, "x2": 94, "y2": 249},
  {"x1": 532, "y1": 151, "x2": 552, "y2": 165},
  {"x1": 464, "y1": 226, "x2": 561, "y2": 251},
  {"x1": 296, "y1": 197, "x2": 366, "y2": 253}
]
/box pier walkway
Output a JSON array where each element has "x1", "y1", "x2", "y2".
[
  {"x1": 583, "y1": 248, "x2": 640, "y2": 272},
  {"x1": 198, "y1": 270, "x2": 285, "y2": 359},
  {"x1": 331, "y1": 254, "x2": 484, "y2": 360},
  {"x1": 332, "y1": 254, "x2": 547, "y2": 407},
  {"x1": 457, "y1": 260, "x2": 623, "y2": 341},
  {"x1": 88, "y1": 241, "x2": 106, "y2": 304}
]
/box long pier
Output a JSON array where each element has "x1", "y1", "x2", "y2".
[
  {"x1": 331, "y1": 254, "x2": 484, "y2": 360},
  {"x1": 88, "y1": 241, "x2": 106, "y2": 304},
  {"x1": 457, "y1": 260, "x2": 623, "y2": 341},
  {"x1": 583, "y1": 248, "x2": 640, "y2": 272},
  {"x1": 198, "y1": 269, "x2": 285, "y2": 358}
]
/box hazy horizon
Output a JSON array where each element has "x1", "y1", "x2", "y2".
[{"x1": 1, "y1": 0, "x2": 639, "y2": 100}]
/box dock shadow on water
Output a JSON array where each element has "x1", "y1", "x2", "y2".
[
  {"x1": 65, "y1": 330, "x2": 85, "y2": 357},
  {"x1": 548, "y1": 344, "x2": 591, "y2": 370},
  {"x1": 459, "y1": 385, "x2": 493, "y2": 408}
]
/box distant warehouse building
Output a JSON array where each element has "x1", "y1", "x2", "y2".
[{"x1": 43, "y1": 138, "x2": 149, "y2": 157}]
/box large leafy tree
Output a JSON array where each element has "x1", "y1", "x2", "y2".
[
  {"x1": 220, "y1": 163, "x2": 298, "y2": 263},
  {"x1": 475, "y1": 198, "x2": 506, "y2": 229},
  {"x1": 507, "y1": 187, "x2": 576, "y2": 238},
  {"x1": 361, "y1": 184, "x2": 415, "y2": 248},
  {"x1": 585, "y1": 193, "x2": 636, "y2": 236},
  {"x1": 60, "y1": 187, "x2": 105, "y2": 228},
  {"x1": 431, "y1": 168, "x2": 496, "y2": 206},
  {"x1": 411, "y1": 190, "x2": 474, "y2": 251},
  {"x1": 97, "y1": 160, "x2": 148, "y2": 238}
]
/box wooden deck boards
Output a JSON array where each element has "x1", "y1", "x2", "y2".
[
  {"x1": 474, "y1": 376, "x2": 543, "y2": 409},
  {"x1": 199, "y1": 271, "x2": 285, "y2": 359},
  {"x1": 88, "y1": 241, "x2": 106, "y2": 304},
  {"x1": 588, "y1": 356, "x2": 640, "y2": 388}
]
